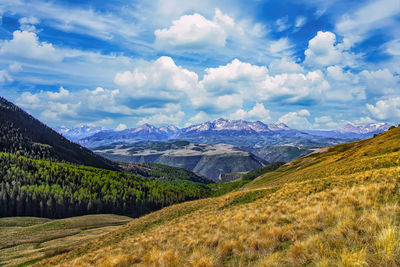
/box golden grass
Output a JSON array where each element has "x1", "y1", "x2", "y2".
[
  {"x1": 0, "y1": 214, "x2": 131, "y2": 266},
  {"x1": 34, "y1": 127, "x2": 400, "y2": 266}
]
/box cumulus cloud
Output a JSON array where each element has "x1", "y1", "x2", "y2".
[
  {"x1": 114, "y1": 56, "x2": 202, "y2": 108},
  {"x1": 16, "y1": 86, "x2": 129, "y2": 124},
  {"x1": 279, "y1": 110, "x2": 312, "y2": 129},
  {"x1": 358, "y1": 69, "x2": 399, "y2": 96},
  {"x1": 201, "y1": 59, "x2": 268, "y2": 95},
  {"x1": 137, "y1": 110, "x2": 185, "y2": 126},
  {"x1": 19, "y1": 16, "x2": 40, "y2": 32},
  {"x1": 304, "y1": 31, "x2": 341, "y2": 67},
  {"x1": 232, "y1": 103, "x2": 271, "y2": 122},
  {"x1": 366, "y1": 97, "x2": 400, "y2": 121},
  {"x1": 269, "y1": 58, "x2": 304, "y2": 74},
  {"x1": 154, "y1": 8, "x2": 234, "y2": 48},
  {"x1": 0, "y1": 30, "x2": 63, "y2": 62},
  {"x1": 304, "y1": 31, "x2": 357, "y2": 68},
  {"x1": 259, "y1": 70, "x2": 330, "y2": 104}
]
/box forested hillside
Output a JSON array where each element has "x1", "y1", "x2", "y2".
[
  {"x1": 0, "y1": 153, "x2": 211, "y2": 219},
  {"x1": 120, "y1": 162, "x2": 213, "y2": 184},
  {"x1": 0, "y1": 97, "x2": 114, "y2": 170}
]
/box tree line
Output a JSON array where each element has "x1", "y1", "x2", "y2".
[{"x1": 0, "y1": 153, "x2": 211, "y2": 218}]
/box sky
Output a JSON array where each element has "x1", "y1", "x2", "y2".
[{"x1": 0, "y1": 0, "x2": 399, "y2": 130}]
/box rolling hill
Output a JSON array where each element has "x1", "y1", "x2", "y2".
[
  {"x1": 39, "y1": 125, "x2": 400, "y2": 266},
  {"x1": 0, "y1": 97, "x2": 115, "y2": 170}
]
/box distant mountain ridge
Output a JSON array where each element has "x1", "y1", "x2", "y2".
[
  {"x1": 303, "y1": 122, "x2": 390, "y2": 139},
  {"x1": 55, "y1": 125, "x2": 108, "y2": 141},
  {"x1": 73, "y1": 119, "x2": 348, "y2": 148},
  {"x1": 56, "y1": 119, "x2": 391, "y2": 149}
]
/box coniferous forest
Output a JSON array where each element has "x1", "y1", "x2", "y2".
[{"x1": 0, "y1": 153, "x2": 211, "y2": 218}]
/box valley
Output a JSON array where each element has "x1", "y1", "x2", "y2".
[{"x1": 94, "y1": 141, "x2": 267, "y2": 180}]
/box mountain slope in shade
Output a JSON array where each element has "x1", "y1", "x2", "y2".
[{"x1": 0, "y1": 97, "x2": 115, "y2": 170}]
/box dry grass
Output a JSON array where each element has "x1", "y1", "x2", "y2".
[
  {"x1": 0, "y1": 215, "x2": 131, "y2": 266},
  {"x1": 33, "y1": 127, "x2": 400, "y2": 266}
]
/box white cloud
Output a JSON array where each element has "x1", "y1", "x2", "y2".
[
  {"x1": 232, "y1": 103, "x2": 271, "y2": 122},
  {"x1": 8, "y1": 62, "x2": 23, "y2": 72},
  {"x1": 137, "y1": 110, "x2": 185, "y2": 126},
  {"x1": 313, "y1": 115, "x2": 348, "y2": 130},
  {"x1": 358, "y1": 68, "x2": 399, "y2": 96},
  {"x1": 335, "y1": 0, "x2": 399, "y2": 48},
  {"x1": 2, "y1": 0, "x2": 138, "y2": 41},
  {"x1": 19, "y1": 16, "x2": 40, "y2": 32},
  {"x1": 275, "y1": 16, "x2": 290, "y2": 32},
  {"x1": 269, "y1": 58, "x2": 304, "y2": 74},
  {"x1": 0, "y1": 30, "x2": 63, "y2": 62},
  {"x1": 295, "y1": 16, "x2": 306, "y2": 28},
  {"x1": 201, "y1": 58, "x2": 268, "y2": 95},
  {"x1": 267, "y1": 38, "x2": 293, "y2": 55},
  {"x1": 353, "y1": 116, "x2": 376, "y2": 126},
  {"x1": 304, "y1": 31, "x2": 359, "y2": 68},
  {"x1": 114, "y1": 56, "x2": 202, "y2": 107},
  {"x1": 366, "y1": 97, "x2": 400, "y2": 121},
  {"x1": 154, "y1": 8, "x2": 233, "y2": 48},
  {"x1": 0, "y1": 70, "x2": 13, "y2": 83},
  {"x1": 115, "y1": 123, "x2": 128, "y2": 131},
  {"x1": 278, "y1": 109, "x2": 312, "y2": 129},
  {"x1": 304, "y1": 31, "x2": 341, "y2": 67},
  {"x1": 324, "y1": 65, "x2": 365, "y2": 102},
  {"x1": 259, "y1": 70, "x2": 330, "y2": 103},
  {"x1": 185, "y1": 111, "x2": 211, "y2": 127},
  {"x1": 385, "y1": 39, "x2": 400, "y2": 56}
]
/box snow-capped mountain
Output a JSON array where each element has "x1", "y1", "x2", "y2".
[
  {"x1": 339, "y1": 123, "x2": 390, "y2": 134},
  {"x1": 57, "y1": 119, "x2": 390, "y2": 149},
  {"x1": 303, "y1": 123, "x2": 391, "y2": 139},
  {"x1": 181, "y1": 119, "x2": 290, "y2": 133},
  {"x1": 55, "y1": 126, "x2": 108, "y2": 141}
]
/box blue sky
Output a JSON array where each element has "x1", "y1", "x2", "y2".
[{"x1": 0, "y1": 0, "x2": 399, "y2": 130}]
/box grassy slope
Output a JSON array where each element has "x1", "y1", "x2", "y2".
[
  {"x1": 38, "y1": 127, "x2": 400, "y2": 266},
  {"x1": 0, "y1": 215, "x2": 131, "y2": 266}
]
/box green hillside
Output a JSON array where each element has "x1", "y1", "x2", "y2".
[
  {"x1": 0, "y1": 97, "x2": 115, "y2": 170},
  {"x1": 0, "y1": 153, "x2": 211, "y2": 219},
  {"x1": 120, "y1": 162, "x2": 213, "y2": 184},
  {"x1": 38, "y1": 127, "x2": 400, "y2": 266}
]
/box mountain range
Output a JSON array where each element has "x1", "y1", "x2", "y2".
[
  {"x1": 57, "y1": 119, "x2": 391, "y2": 148},
  {"x1": 303, "y1": 123, "x2": 391, "y2": 139}
]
